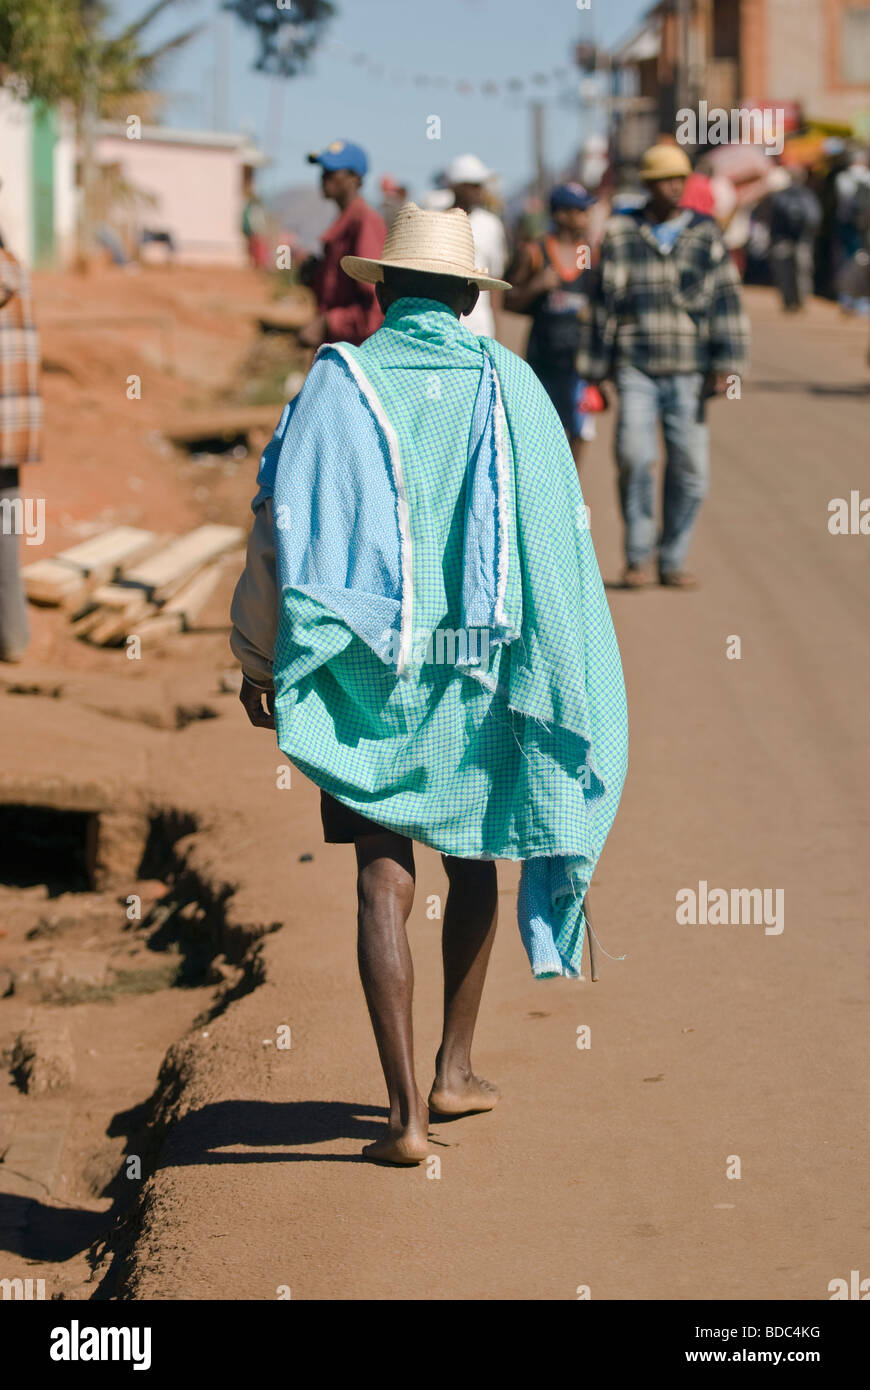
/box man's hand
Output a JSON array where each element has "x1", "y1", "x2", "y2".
[
  {"x1": 240, "y1": 675, "x2": 276, "y2": 729},
  {"x1": 533, "y1": 265, "x2": 562, "y2": 294},
  {"x1": 298, "y1": 314, "x2": 327, "y2": 348},
  {"x1": 704, "y1": 371, "x2": 732, "y2": 397}
]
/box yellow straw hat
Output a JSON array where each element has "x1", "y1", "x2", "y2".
[
  {"x1": 638, "y1": 144, "x2": 693, "y2": 181},
  {"x1": 341, "y1": 201, "x2": 511, "y2": 291}
]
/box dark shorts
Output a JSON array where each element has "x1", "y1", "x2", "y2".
[{"x1": 320, "y1": 790, "x2": 393, "y2": 843}]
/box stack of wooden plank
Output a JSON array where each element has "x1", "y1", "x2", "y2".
[
  {"x1": 22, "y1": 527, "x2": 160, "y2": 607},
  {"x1": 23, "y1": 524, "x2": 243, "y2": 648},
  {"x1": 161, "y1": 404, "x2": 280, "y2": 452}
]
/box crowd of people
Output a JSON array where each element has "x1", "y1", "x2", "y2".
[
  {"x1": 291, "y1": 132, "x2": 760, "y2": 587},
  {"x1": 283, "y1": 129, "x2": 870, "y2": 594}
]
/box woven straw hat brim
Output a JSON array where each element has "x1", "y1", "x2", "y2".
[{"x1": 341, "y1": 252, "x2": 510, "y2": 292}]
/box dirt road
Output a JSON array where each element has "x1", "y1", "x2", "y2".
[{"x1": 3, "y1": 289, "x2": 869, "y2": 1300}]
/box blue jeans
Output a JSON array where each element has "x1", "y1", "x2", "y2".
[{"x1": 614, "y1": 365, "x2": 709, "y2": 574}]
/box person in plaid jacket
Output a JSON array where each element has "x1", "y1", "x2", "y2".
[
  {"x1": 0, "y1": 237, "x2": 42, "y2": 661},
  {"x1": 577, "y1": 143, "x2": 750, "y2": 588}
]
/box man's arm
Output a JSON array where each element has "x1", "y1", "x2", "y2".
[
  {"x1": 230, "y1": 496, "x2": 279, "y2": 727},
  {"x1": 503, "y1": 244, "x2": 560, "y2": 314},
  {"x1": 707, "y1": 240, "x2": 751, "y2": 378},
  {"x1": 574, "y1": 230, "x2": 616, "y2": 383},
  {"x1": 0, "y1": 250, "x2": 21, "y2": 310}
]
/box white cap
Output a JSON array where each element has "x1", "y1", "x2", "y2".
[
  {"x1": 446, "y1": 153, "x2": 492, "y2": 186},
  {"x1": 420, "y1": 187, "x2": 455, "y2": 212}
]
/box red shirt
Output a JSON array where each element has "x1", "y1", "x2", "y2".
[{"x1": 313, "y1": 197, "x2": 387, "y2": 344}]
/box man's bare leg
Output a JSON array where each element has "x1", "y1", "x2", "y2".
[
  {"x1": 355, "y1": 832, "x2": 429, "y2": 1164},
  {"x1": 428, "y1": 856, "x2": 500, "y2": 1117}
]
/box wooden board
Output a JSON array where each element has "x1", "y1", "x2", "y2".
[
  {"x1": 256, "y1": 302, "x2": 312, "y2": 332},
  {"x1": 116, "y1": 524, "x2": 242, "y2": 600},
  {"x1": 162, "y1": 406, "x2": 280, "y2": 447},
  {"x1": 121, "y1": 564, "x2": 226, "y2": 649},
  {"x1": 84, "y1": 597, "x2": 156, "y2": 647},
  {"x1": 22, "y1": 527, "x2": 159, "y2": 606}
]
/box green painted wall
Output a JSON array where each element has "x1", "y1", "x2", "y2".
[{"x1": 31, "y1": 103, "x2": 57, "y2": 267}]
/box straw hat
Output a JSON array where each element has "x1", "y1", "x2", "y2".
[
  {"x1": 341, "y1": 201, "x2": 511, "y2": 292},
  {"x1": 639, "y1": 144, "x2": 693, "y2": 181}
]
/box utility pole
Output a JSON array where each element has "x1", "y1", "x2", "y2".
[
  {"x1": 675, "y1": 0, "x2": 693, "y2": 119},
  {"x1": 77, "y1": 1, "x2": 101, "y2": 269},
  {"x1": 214, "y1": 12, "x2": 230, "y2": 131},
  {"x1": 531, "y1": 100, "x2": 547, "y2": 204}
]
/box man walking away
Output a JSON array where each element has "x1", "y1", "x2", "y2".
[
  {"x1": 231, "y1": 204, "x2": 628, "y2": 1165},
  {"x1": 446, "y1": 154, "x2": 508, "y2": 339},
  {"x1": 577, "y1": 143, "x2": 750, "y2": 590},
  {"x1": 768, "y1": 167, "x2": 822, "y2": 312},
  {"x1": 505, "y1": 182, "x2": 600, "y2": 471},
  {"x1": 0, "y1": 235, "x2": 41, "y2": 662},
  {"x1": 834, "y1": 148, "x2": 870, "y2": 316},
  {"x1": 298, "y1": 140, "x2": 387, "y2": 348}
]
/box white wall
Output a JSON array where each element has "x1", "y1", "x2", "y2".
[
  {"x1": 53, "y1": 109, "x2": 78, "y2": 266},
  {"x1": 97, "y1": 134, "x2": 247, "y2": 266},
  {"x1": 0, "y1": 89, "x2": 32, "y2": 263}
]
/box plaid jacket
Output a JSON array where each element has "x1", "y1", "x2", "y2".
[
  {"x1": 575, "y1": 210, "x2": 750, "y2": 380},
  {"x1": 0, "y1": 248, "x2": 42, "y2": 467}
]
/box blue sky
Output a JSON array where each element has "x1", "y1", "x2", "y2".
[{"x1": 115, "y1": 0, "x2": 650, "y2": 196}]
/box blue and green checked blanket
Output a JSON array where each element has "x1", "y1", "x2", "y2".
[{"x1": 254, "y1": 298, "x2": 628, "y2": 977}]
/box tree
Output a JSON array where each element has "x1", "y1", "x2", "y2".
[
  {"x1": 223, "y1": 0, "x2": 336, "y2": 76},
  {"x1": 0, "y1": 1, "x2": 82, "y2": 104},
  {"x1": 0, "y1": 1, "x2": 200, "y2": 260}
]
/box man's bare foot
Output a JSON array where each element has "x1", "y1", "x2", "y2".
[
  {"x1": 428, "y1": 1065, "x2": 500, "y2": 1117},
  {"x1": 363, "y1": 1099, "x2": 429, "y2": 1166}
]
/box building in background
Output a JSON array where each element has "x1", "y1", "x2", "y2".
[
  {"x1": 0, "y1": 91, "x2": 267, "y2": 270},
  {"x1": 613, "y1": 0, "x2": 870, "y2": 159},
  {"x1": 95, "y1": 125, "x2": 267, "y2": 268}
]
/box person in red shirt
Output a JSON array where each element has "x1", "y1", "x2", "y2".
[{"x1": 298, "y1": 141, "x2": 387, "y2": 347}]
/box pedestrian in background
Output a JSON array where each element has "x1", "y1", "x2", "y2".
[
  {"x1": 505, "y1": 182, "x2": 601, "y2": 470},
  {"x1": 0, "y1": 231, "x2": 41, "y2": 662},
  {"x1": 298, "y1": 140, "x2": 387, "y2": 347},
  {"x1": 834, "y1": 148, "x2": 870, "y2": 316},
  {"x1": 446, "y1": 154, "x2": 508, "y2": 339},
  {"x1": 768, "y1": 166, "x2": 822, "y2": 312},
  {"x1": 577, "y1": 142, "x2": 750, "y2": 590},
  {"x1": 242, "y1": 170, "x2": 269, "y2": 270}
]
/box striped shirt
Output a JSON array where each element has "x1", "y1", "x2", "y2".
[{"x1": 0, "y1": 248, "x2": 42, "y2": 467}]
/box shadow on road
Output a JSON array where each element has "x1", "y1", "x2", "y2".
[
  {"x1": 0, "y1": 1192, "x2": 107, "y2": 1263},
  {"x1": 161, "y1": 1099, "x2": 390, "y2": 1166},
  {"x1": 748, "y1": 380, "x2": 870, "y2": 396}
]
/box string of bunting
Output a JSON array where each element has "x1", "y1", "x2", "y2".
[{"x1": 319, "y1": 38, "x2": 575, "y2": 97}]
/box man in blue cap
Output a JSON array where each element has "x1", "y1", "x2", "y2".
[
  {"x1": 298, "y1": 140, "x2": 387, "y2": 348},
  {"x1": 505, "y1": 182, "x2": 600, "y2": 469}
]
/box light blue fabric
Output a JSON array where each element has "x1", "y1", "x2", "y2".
[
  {"x1": 648, "y1": 210, "x2": 691, "y2": 254},
  {"x1": 254, "y1": 298, "x2": 628, "y2": 977}
]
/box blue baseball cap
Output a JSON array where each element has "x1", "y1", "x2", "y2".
[
  {"x1": 549, "y1": 182, "x2": 596, "y2": 212},
  {"x1": 307, "y1": 139, "x2": 368, "y2": 177}
]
